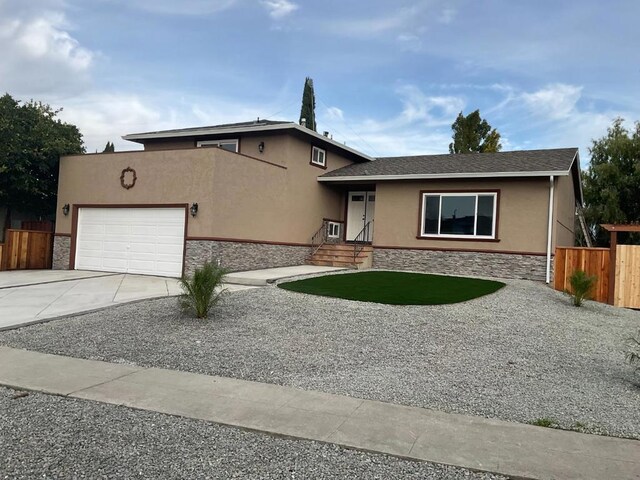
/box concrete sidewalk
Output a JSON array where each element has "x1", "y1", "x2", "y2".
[{"x1": 1, "y1": 346, "x2": 638, "y2": 480}]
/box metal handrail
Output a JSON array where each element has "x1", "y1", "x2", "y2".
[
  {"x1": 310, "y1": 222, "x2": 327, "y2": 256},
  {"x1": 353, "y1": 220, "x2": 373, "y2": 261}
]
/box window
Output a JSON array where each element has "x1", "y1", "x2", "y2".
[
  {"x1": 421, "y1": 192, "x2": 497, "y2": 239},
  {"x1": 327, "y1": 222, "x2": 340, "y2": 238},
  {"x1": 197, "y1": 139, "x2": 239, "y2": 152},
  {"x1": 311, "y1": 146, "x2": 326, "y2": 167}
]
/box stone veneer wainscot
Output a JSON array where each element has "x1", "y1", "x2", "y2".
[{"x1": 373, "y1": 248, "x2": 548, "y2": 282}]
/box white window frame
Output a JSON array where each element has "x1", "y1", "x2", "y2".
[
  {"x1": 420, "y1": 192, "x2": 498, "y2": 239},
  {"x1": 197, "y1": 139, "x2": 239, "y2": 152},
  {"x1": 311, "y1": 146, "x2": 326, "y2": 167},
  {"x1": 327, "y1": 221, "x2": 340, "y2": 238}
]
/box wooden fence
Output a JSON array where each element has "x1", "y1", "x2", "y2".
[
  {"x1": 554, "y1": 247, "x2": 610, "y2": 303},
  {"x1": 2, "y1": 229, "x2": 54, "y2": 270},
  {"x1": 614, "y1": 245, "x2": 640, "y2": 308},
  {"x1": 0, "y1": 243, "x2": 4, "y2": 270}
]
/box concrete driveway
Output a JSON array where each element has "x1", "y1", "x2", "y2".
[
  {"x1": 0, "y1": 265, "x2": 343, "y2": 331},
  {"x1": 0, "y1": 271, "x2": 187, "y2": 331}
]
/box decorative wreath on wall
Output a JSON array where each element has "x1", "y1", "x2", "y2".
[{"x1": 120, "y1": 167, "x2": 137, "y2": 189}]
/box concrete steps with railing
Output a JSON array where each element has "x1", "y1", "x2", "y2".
[{"x1": 307, "y1": 243, "x2": 373, "y2": 269}]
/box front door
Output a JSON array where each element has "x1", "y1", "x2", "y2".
[{"x1": 346, "y1": 191, "x2": 375, "y2": 241}]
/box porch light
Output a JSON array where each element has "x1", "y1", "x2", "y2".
[
  {"x1": 258, "y1": 141, "x2": 265, "y2": 153},
  {"x1": 62, "y1": 204, "x2": 70, "y2": 216},
  {"x1": 190, "y1": 203, "x2": 198, "y2": 217}
]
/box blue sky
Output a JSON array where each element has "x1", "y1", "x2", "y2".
[{"x1": 1, "y1": 0, "x2": 639, "y2": 161}]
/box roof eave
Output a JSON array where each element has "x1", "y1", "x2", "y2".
[{"x1": 318, "y1": 170, "x2": 572, "y2": 182}]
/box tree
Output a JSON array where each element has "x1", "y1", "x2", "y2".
[
  {"x1": 0, "y1": 93, "x2": 85, "y2": 222},
  {"x1": 102, "y1": 141, "x2": 115, "y2": 153},
  {"x1": 582, "y1": 117, "x2": 640, "y2": 246},
  {"x1": 449, "y1": 110, "x2": 502, "y2": 154},
  {"x1": 299, "y1": 77, "x2": 316, "y2": 131}
]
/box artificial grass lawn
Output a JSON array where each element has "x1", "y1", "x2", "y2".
[{"x1": 278, "y1": 271, "x2": 505, "y2": 305}]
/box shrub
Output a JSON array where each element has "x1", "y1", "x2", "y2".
[
  {"x1": 179, "y1": 262, "x2": 227, "y2": 319},
  {"x1": 567, "y1": 270, "x2": 597, "y2": 307},
  {"x1": 528, "y1": 417, "x2": 558, "y2": 428},
  {"x1": 626, "y1": 329, "x2": 640, "y2": 372}
]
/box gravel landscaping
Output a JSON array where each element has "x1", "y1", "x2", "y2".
[
  {"x1": 1, "y1": 277, "x2": 639, "y2": 440},
  {"x1": 0, "y1": 386, "x2": 505, "y2": 479}
]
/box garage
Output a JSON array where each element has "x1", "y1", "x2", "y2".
[{"x1": 74, "y1": 207, "x2": 186, "y2": 277}]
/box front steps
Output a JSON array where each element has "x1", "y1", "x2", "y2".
[{"x1": 308, "y1": 243, "x2": 373, "y2": 269}]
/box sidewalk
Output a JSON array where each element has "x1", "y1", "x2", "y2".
[{"x1": 1, "y1": 347, "x2": 638, "y2": 480}]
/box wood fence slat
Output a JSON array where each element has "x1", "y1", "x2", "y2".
[
  {"x1": 554, "y1": 247, "x2": 610, "y2": 304},
  {"x1": 615, "y1": 245, "x2": 640, "y2": 308},
  {"x1": 3, "y1": 230, "x2": 54, "y2": 271}
]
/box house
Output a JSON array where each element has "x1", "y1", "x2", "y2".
[{"x1": 52, "y1": 119, "x2": 582, "y2": 282}]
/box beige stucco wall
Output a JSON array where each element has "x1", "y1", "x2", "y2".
[
  {"x1": 553, "y1": 175, "x2": 576, "y2": 248},
  {"x1": 56, "y1": 134, "x2": 352, "y2": 244},
  {"x1": 372, "y1": 178, "x2": 555, "y2": 254}
]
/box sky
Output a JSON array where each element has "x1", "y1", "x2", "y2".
[{"x1": 1, "y1": 0, "x2": 639, "y2": 162}]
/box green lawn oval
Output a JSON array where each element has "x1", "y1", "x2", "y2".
[{"x1": 278, "y1": 271, "x2": 505, "y2": 305}]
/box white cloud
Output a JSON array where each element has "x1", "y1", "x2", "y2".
[
  {"x1": 521, "y1": 83, "x2": 583, "y2": 120},
  {"x1": 0, "y1": 7, "x2": 93, "y2": 96},
  {"x1": 437, "y1": 7, "x2": 457, "y2": 24},
  {"x1": 119, "y1": 0, "x2": 239, "y2": 15},
  {"x1": 325, "y1": 106, "x2": 344, "y2": 121},
  {"x1": 261, "y1": 0, "x2": 298, "y2": 19}
]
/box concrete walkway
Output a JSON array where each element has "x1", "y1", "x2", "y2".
[
  {"x1": 1, "y1": 346, "x2": 637, "y2": 480},
  {"x1": 224, "y1": 265, "x2": 346, "y2": 286}
]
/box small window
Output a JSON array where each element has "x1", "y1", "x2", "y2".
[
  {"x1": 197, "y1": 139, "x2": 239, "y2": 152},
  {"x1": 420, "y1": 192, "x2": 497, "y2": 239},
  {"x1": 327, "y1": 222, "x2": 340, "y2": 238},
  {"x1": 351, "y1": 195, "x2": 365, "y2": 202},
  {"x1": 311, "y1": 146, "x2": 326, "y2": 167}
]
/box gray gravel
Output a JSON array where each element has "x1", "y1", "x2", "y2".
[
  {"x1": 0, "y1": 386, "x2": 505, "y2": 479},
  {"x1": 1, "y1": 278, "x2": 639, "y2": 440}
]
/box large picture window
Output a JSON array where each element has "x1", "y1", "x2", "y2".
[{"x1": 421, "y1": 192, "x2": 497, "y2": 239}]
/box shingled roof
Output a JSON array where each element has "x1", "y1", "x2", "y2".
[{"x1": 320, "y1": 148, "x2": 579, "y2": 180}]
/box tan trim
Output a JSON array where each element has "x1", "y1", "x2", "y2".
[
  {"x1": 54, "y1": 233, "x2": 71, "y2": 237},
  {"x1": 373, "y1": 244, "x2": 547, "y2": 256},
  {"x1": 322, "y1": 217, "x2": 343, "y2": 223},
  {"x1": 417, "y1": 189, "x2": 501, "y2": 241},
  {"x1": 69, "y1": 204, "x2": 190, "y2": 273}
]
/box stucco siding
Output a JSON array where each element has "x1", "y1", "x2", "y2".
[
  {"x1": 372, "y1": 178, "x2": 551, "y2": 254},
  {"x1": 56, "y1": 138, "x2": 353, "y2": 243},
  {"x1": 553, "y1": 175, "x2": 576, "y2": 248}
]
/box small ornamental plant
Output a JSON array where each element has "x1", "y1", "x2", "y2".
[
  {"x1": 626, "y1": 329, "x2": 640, "y2": 374},
  {"x1": 179, "y1": 262, "x2": 227, "y2": 319},
  {"x1": 567, "y1": 270, "x2": 597, "y2": 307}
]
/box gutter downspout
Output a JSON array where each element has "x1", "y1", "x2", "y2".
[{"x1": 546, "y1": 175, "x2": 555, "y2": 284}]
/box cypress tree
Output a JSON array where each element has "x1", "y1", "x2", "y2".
[{"x1": 299, "y1": 77, "x2": 316, "y2": 131}]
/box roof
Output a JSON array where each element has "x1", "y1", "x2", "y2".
[
  {"x1": 122, "y1": 119, "x2": 373, "y2": 163},
  {"x1": 320, "y1": 147, "x2": 583, "y2": 205},
  {"x1": 320, "y1": 148, "x2": 579, "y2": 180}
]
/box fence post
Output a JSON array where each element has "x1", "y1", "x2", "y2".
[{"x1": 607, "y1": 231, "x2": 617, "y2": 305}]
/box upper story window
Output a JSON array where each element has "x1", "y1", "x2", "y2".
[
  {"x1": 420, "y1": 192, "x2": 498, "y2": 239},
  {"x1": 197, "y1": 139, "x2": 239, "y2": 152},
  {"x1": 311, "y1": 146, "x2": 326, "y2": 168}
]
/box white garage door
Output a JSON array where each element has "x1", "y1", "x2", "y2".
[{"x1": 75, "y1": 207, "x2": 186, "y2": 277}]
